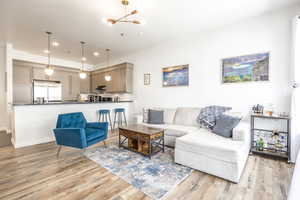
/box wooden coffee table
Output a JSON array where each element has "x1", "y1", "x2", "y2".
[{"x1": 119, "y1": 124, "x2": 165, "y2": 158}]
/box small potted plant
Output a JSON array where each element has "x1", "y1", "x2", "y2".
[{"x1": 257, "y1": 138, "x2": 265, "y2": 151}]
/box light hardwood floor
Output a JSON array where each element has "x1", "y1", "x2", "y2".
[{"x1": 0, "y1": 136, "x2": 294, "y2": 200}]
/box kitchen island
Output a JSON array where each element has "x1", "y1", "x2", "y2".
[{"x1": 12, "y1": 101, "x2": 133, "y2": 148}]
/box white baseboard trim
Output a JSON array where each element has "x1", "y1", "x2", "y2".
[{"x1": 14, "y1": 137, "x2": 55, "y2": 148}]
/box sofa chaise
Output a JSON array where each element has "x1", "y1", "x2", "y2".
[{"x1": 136, "y1": 107, "x2": 250, "y2": 183}]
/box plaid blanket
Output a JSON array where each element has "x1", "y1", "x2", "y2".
[{"x1": 197, "y1": 105, "x2": 232, "y2": 129}]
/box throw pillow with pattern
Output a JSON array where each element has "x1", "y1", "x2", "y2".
[{"x1": 197, "y1": 105, "x2": 232, "y2": 129}]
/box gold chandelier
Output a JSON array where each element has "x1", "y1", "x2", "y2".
[{"x1": 103, "y1": 0, "x2": 146, "y2": 26}]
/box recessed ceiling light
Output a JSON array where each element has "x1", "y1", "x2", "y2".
[
  {"x1": 93, "y1": 52, "x2": 100, "y2": 57},
  {"x1": 43, "y1": 49, "x2": 50, "y2": 54}
]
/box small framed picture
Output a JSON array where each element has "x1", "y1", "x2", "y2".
[{"x1": 144, "y1": 73, "x2": 151, "y2": 85}]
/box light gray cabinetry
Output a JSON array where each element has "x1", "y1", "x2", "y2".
[
  {"x1": 32, "y1": 67, "x2": 46, "y2": 80},
  {"x1": 13, "y1": 60, "x2": 91, "y2": 103},
  {"x1": 91, "y1": 63, "x2": 133, "y2": 93},
  {"x1": 49, "y1": 70, "x2": 80, "y2": 101},
  {"x1": 13, "y1": 65, "x2": 32, "y2": 104}
]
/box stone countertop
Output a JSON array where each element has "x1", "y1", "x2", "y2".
[{"x1": 13, "y1": 101, "x2": 133, "y2": 106}]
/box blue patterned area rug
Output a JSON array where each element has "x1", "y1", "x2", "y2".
[{"x1": 84, "y1": 145, "x2": 192, "y2": 200}]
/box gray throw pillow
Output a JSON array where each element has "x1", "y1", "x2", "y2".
[
  {"x1": 212, "y1": 114, "x2": 241, "y2": 138},
  {"x1": 148, "y1": 109, "x2": 164, "y2": 124}
]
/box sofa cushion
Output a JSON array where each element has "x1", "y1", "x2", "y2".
[
  {"x1": 148, "y1": 109, "x2": 164, "y2": 124},
  {"x1": 140, "y1": 123, "x2": 199, "y2": 137},
  {"x1": 163, "y1": 108, "x2": 177, "y2": 124},
  {"x1": 174, "y1": 107, "x2": 201, "y2": 127},
  {"x1": 212, "y1": 114, "x2": 241, "y2": 138},
  {"x1": 176, "y1": 130, "x2": 246, "y2": 163},
  {"x1": 85, "y1": 128, "x2": 106, "y2": 141}
]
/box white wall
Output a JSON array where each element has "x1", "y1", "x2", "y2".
[
  {"x1": 0, "y1": 42, "x2": 8, "y2": 130},
  {"x1": 110, "y1": 5, "x2": 300, "y2": 116}
]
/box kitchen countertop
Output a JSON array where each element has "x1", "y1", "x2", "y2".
[{"x1": 13, "y1": 101, "x2": 133, "y2": 106}]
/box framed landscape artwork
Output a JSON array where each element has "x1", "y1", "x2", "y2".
[
  {"x1": 162, "y1": 65, "x2": 189, "y2": 87},
  {"x1": 221, "y1": 52, "x2": 270, "y2": 84}
]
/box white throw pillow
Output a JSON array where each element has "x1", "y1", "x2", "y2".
[
  {"x1": 174, "y1": 107, "x2": 201, "y2": 127},
  {"x1": 163, "y1": 108, "x2": 177, "y2": 124}
]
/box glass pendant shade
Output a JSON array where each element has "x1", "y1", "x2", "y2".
[
  {"x1": 79, "y1": 71, "x2": 87, "y2": 79},
  {"x1": 105, "y1": 75, "x2": 112, "y2": 81},
  {"x1": 45, "y1": 67, "x2": 54, "y2": 76}
]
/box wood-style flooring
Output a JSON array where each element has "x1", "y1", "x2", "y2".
[{"x1": 0, "y1": 136, "x2": 294, "y2": 200}]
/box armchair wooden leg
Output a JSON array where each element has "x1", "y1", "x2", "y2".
[
  {"x1": 56, "y1": 146, "x2": 62, "y2": 158},
  {"x1": 103, "y1": 141, "x2": 107, "y2": 148}
]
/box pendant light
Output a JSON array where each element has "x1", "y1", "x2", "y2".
[
  {"x1": 45, "y1": 32, "x2": 54, "y2": 76},
  {"x1": 105, "y1": 49, "x2": 112, "y2": 82},
  {"x1": 79, "y1": 41, "x2": 87, "y2": 79}
]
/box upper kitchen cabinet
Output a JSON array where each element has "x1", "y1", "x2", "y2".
[
  {"x1": 12, "y1": 60, "x2": 90, "y2": 103},
  {"x1": 91, "y1": 63, "x2": 133, "y2": 93},
  {"x1": 49, "y1": 69, "x2": 80, "y2": 101},
  {"x1": 13, "y1": 63, "x2": 33, "y2": 104},
  {"x1": 32, "y1": 67, "x2": 46, "y2": 80}
]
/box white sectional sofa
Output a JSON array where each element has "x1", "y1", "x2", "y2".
[{"x1": 137, "y1": 107, "x2": 250, "y2": 183}]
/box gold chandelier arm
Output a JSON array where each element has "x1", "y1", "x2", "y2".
[
  {"x1": 113, "y1": 10, "x2": 138, "y2": 23},
  {"x1": 119, "y1": 20, "x2": 140, "y2": 24}
]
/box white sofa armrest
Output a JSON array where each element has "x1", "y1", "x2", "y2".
[
  {"x1": 135, "y1": 114, "x2": 143, "y2": 124},
  {"x1": 232, "y1": 121, "x2": 250, "y2": 142}
]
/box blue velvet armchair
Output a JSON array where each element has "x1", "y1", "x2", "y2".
[{"x1": 53, "y1": 112, "x2": 108, "y2": 158}]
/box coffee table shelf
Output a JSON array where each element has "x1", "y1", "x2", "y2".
[{"x1": 119, "y1": 124, "x2": 165, "y2": 158}]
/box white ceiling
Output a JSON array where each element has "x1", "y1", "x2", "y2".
[{"x1": 0, "y1": 0, "x2": 298, "y2": 65}]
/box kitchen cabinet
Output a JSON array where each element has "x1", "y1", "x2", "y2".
[
  {"x1": 13, "y1": 65, "x2": 33, "y2": 104},
  {"x1": 50, "y1": 70, "x2": 80, "y2": 101},
  {"x1": 91, "y1": 62, "x2": 133, "y2": 93},
  {"x1": 71, "y1": 73, "x2": 80, "y2": 99},
  {"x1": 32, "y1": 67, "x2": 46, "y2": 80},
  {"x1": 13, "y1": 60, "x2": 90, "y2": 103}
]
